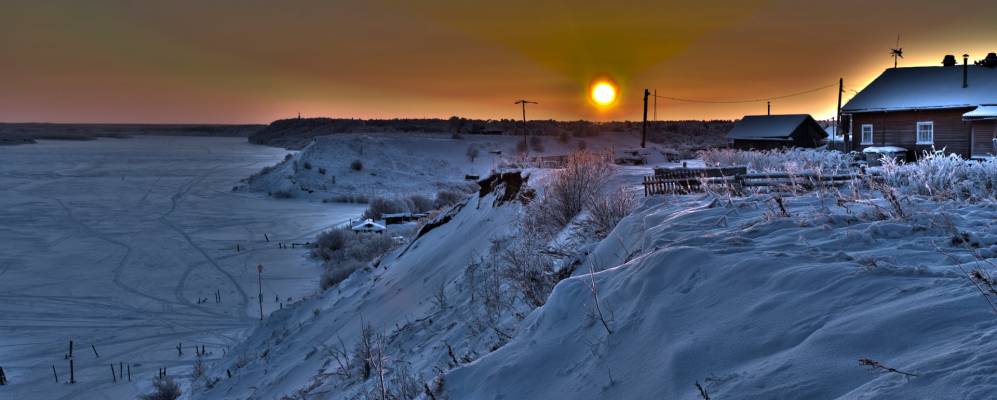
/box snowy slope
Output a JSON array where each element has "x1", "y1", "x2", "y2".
[
  {"x1": 242, "y1": 132, "x2": 669, "y2": 201},
  {"x1": 443, "y1": 193, "x2": 997, "y2": 399},
  {"x1": 197, "y1": 175, "x2": 530, "y2": 399}
]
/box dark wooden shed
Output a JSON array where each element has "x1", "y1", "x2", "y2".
[{"x1": 726, "y1": 114, "x2": 827, "y2": 150}]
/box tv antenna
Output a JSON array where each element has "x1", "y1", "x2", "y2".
[{"x1": 890, "y1": 34, "x2": 903, "y2": 68}]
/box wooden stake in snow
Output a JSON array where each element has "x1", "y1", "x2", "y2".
[
  {"x1": 52, "y1": 365, "x2": 59, "y2": 383},
  {"x1": 257, "y1": 264, "x2": 264, "y2": 321},
  {"x1": 127, "y1": 364, "x2": 131, "y2": 382},
  {"x1": 91, "y1": 344, "x2": 99, "y2": 358},
  {"x1": 264, "y1": 233, "x2": 270, "y2": 242},
  {"x1": 69, "y1": 359, "x2": 75, "y2": 384},
  {"x1": 110, "y1": 364, "x2": 116, "y2": 383}
]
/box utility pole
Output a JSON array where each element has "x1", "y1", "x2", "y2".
[
  {"x1": 653, "y1": 89, "x2": 657, "y2": 121},
  {"x1": 641, "y1": 89, "x2": 649, "y2": 149},
  {"x1": 836, "y1": 78, "x2": 844, "y2": 152},
  {"x1": 767, "y1": 101, "x2": 771, "y2": 115},
  {"x1": 256, "y1": 264, "x2": 264, "y2": 321},
  {"x1": 514, "y1": 99, "x2": 537, "y2": 136}
]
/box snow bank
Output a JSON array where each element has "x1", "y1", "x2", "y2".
[{"x1": 444, "y1": 193, "x2": 997, "y2": 399}]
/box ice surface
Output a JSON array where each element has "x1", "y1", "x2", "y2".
[{"x1": 0, "y1": 136, "x2": 364, "y2": 399}]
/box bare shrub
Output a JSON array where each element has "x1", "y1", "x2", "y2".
[
  {"x1": 586, "y1": 188, "x2": 637, "y2": 237},
  {"x1": 320, "y1": 259, "x2": 365, "y2": 290},
  {"x1": 435, "y1": 189, "x2": 469, "y2": 209},
  {"x1": 527, "y1": 151, "x2": 613, "y2": 234},
  {"x1": 406, "y1": 194, "x2": 434, "y2": 213},
  {"x1": 466, "y1": 145, "x2": 480, "y2": 162},
  {"x1": 312, "y1": 228, "x2": 353, "y2": 261},
  {"x1": 139, "y1": 376, "x2": 181, "y2": 400},
  {"x1": 516, "y1": 139, "x2": 529, "y2": 155},
  {"x1": 353, "y1": 319, "x2": 375, "y2": 379},
  {"x1": 363, "y1": 197, "x2": 407, "y2": 220},
  {"x1": 344, "y1": 235, "x2": 395, "y2": 261},
  {"x1": 529, "y1": 135, "x2": 545, "y2": 152},
  {"x1": 699, "y1": 148, "x2": 849, "y2": 174},
  {"x1": 858, "y1": 357, "x2": 918, "y2": 377},
  {"x1": 499, "y1": 236, "x2": 557, "y2": 307},
  {"x1": 271, "y1": 189, "x2": 294, "y2": 199},
  {"x1": 324, "y1": 194, "x2": 370, "y2": 204},
  {"x1": 351, "y1": 159, "x2": 364, "y2": 171}
]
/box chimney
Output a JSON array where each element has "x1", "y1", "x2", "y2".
[
  {"x1": 963, "y1": 54, "x2": 969, "y2": 88},
  {"x1": 942, "y1": 54, "x2": 957, "y2": 66}
]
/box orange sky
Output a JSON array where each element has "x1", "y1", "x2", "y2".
[{"x1": 2, "y1": 0, "x2": 997, "y2": 123}]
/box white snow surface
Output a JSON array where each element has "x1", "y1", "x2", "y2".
[
  {"x1": 443, "y1": 194, "x2": 997, "y2": 399},
  {"x1": 0, "y1": 137, "x2": 365, "y2": 399},
  {"x1": 243, "y1": 132, "x2": 667, "y2": 200}
]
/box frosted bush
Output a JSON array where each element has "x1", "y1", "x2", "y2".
[
  {"x1": 881, "y1": 150, "x2": 997, "y2": 200},
  {"x1": 699, "y1": 148, "x2": 850, "y2": 174}
]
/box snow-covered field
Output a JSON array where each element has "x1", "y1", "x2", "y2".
[{"x1": 0, "y1": 136, "x2": 365, "y2": 399}]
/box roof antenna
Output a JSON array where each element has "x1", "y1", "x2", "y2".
[{"x1": 889, "y1": 34, "x2": 903, "y2": 68}]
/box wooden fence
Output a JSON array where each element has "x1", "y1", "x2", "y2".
[{"x1": 644, "y1": 167, "x2": 871, "y2": 195}]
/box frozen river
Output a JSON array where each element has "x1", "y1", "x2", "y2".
[{"x1": 0, "y1": 136, "x2": 365, "y2": 399}]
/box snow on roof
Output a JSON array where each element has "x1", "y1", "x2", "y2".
[
  {"x1": 842, "y1": 66, "x2": 997, "y2": 113},
  {"x1": 726, "y1": 114, "x2": 824, "y2": 140},
  {"x1": 963, "y1": 105, "x2": 997, "y2": 120},
  {"x1": 351, "y1": 219, "x2": 386, "y2": 231}
]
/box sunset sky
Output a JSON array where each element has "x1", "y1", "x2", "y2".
[{"x1": 3, "y1": 0, "x2": 997, "y2": 124}]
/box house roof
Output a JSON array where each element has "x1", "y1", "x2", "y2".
[
  {"x1": 964, "y1": 105, "x2": 997, "y2": 120},
  {"x1": 726, "y1": 114, "x2": 825, "y2": 140},
  {"x1": 842, "y1": 66, "x2": 997, "y2": 113}
]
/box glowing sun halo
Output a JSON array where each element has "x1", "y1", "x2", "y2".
[{"x1": 591, "y1": 82, "x2": 617, "y2": 106}]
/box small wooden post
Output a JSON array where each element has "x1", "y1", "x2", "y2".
[
  {"x1": 69, "y1": 340, "x2": 74, "y2": 359},
  {"x1": 177, "y1": 342, "x2": 183, "y2": 357},
  {"x1": 110, "y1": 364, "x2": 116, "y2": 383},
  {"x1": 91, "y1": 344, "x2": 99, "y2": 358},
  {"x1": 119, "y1": 362, "x2": 123, "y2": 380},
  {"x1": 226, "y1": 369, "x2": 232, "y2": 378},
  {"x1": 70, "y1": 359, "x2": 76, "y2": 384},
  {"x1": 52, "y1": 365, "x2": 59, "y2": 383},
  {"x1": 127, "y1": 364, "x2": 131, "y2": 382},
  {"x1": 257, "y1": 264, "x2": 264, "y2": 320},
  {"x1": 264, "y1": 233, "x2": 270, "y2": 242}
]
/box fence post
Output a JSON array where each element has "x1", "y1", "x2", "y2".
[
  {"x1": 110, "y1": 364, "x2": 116, "y2": 383},
  {"x1": 70, "y1": 359, "x2": 75, "y2": 384},
  {"x1": 52, "y1": 365, "x2": 59, "y2": 383}
]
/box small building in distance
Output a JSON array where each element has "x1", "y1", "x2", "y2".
[
  {"x1": 351, "y1": 219, "x2": 386, "y2": 234},
  {"x1": 726, "y1": 114, "x2": 827, "y2": 150},
  {"x1": 841, "y1": 53, "x2": 997, "y2": 159}
]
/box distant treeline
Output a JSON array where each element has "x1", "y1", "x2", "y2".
[
  {"x1": 249, "y1": 117, "x2": 736, "y2": 150},
  {"x1": 0, "y1": 123, "x2": 262, "y2": 146}
]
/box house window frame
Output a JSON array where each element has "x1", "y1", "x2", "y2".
[
  {"x1": 860, "y1": 124, "x2": 874, "y2": 145},
  {"x1": 916, "y1": 121, "x2": 934, "y2": 145}
]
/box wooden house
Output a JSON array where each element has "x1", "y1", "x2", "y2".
[
  {"x1": 841, "y1": 53, "x2": 997, "y2": 159},
  {"x1": 726, "y1": 114, "x2": 827, "y2": 150}
]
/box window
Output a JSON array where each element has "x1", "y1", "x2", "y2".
[
  {"x1": 861, "y1": 124, "x2": 873, "y2": 145},
  {"x1": 917, "y1": 121, "x2": 934, "y2": 145}
]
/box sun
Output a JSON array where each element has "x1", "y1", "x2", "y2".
[{"x1": 591, "y1": 81, "x2": 617, "y2": 106}]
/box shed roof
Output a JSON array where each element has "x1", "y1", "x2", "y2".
[
  {"x1": 842, "y1": 66, "x2": 997, "y2": 113},
  {"x1": 726, "y1": 114, "x2": 824, "y2": 140}
]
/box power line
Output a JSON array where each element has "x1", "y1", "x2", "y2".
[{"x1": 650, "y1": 82, "x2": 838, "y2": 104}]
